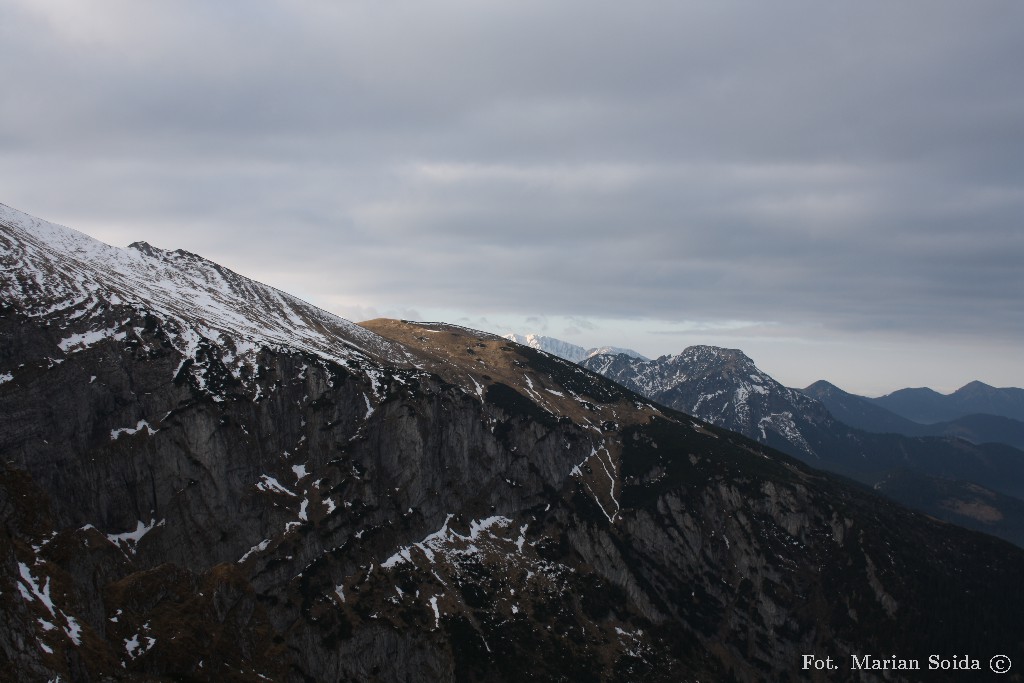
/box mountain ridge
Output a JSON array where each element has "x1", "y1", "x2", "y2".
[{"x1": 0, "y1": 203, "x2": 410, "y2": 369}]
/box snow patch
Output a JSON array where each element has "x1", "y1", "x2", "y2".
[
  {"x1": 124, "y1": 628, "x2": 156, "y2": 659},
  {"x1": 64, "y1": 616, "x2": 82, "y2": 646},
  {"x1": 18, "y1": 563, "x2": 55, "y2": 616},
  {"x1": 381, "y1": 514, "x2": 517, "y2": 570},
  {"x1": 467, "y1": 374, "x2": 484, "y2": 400},
  {"x1": 238, "y1": 539, "x2": 271, "y2": 563},
  {"x1": 58, "y1": 328, "x2": 126, "y2": 353},
  {"x1": 110, "y1": 420, "x2": 157, "y2": 440},
  {"x1": 256, "y1": 475, "x2": 297, "y2": 497},
  {"x1": 106, "y1": 518, "x2": 164, "y2": 554},
  {"x1": 429, "y1": 596, "x2": 441, "y2": 629}
]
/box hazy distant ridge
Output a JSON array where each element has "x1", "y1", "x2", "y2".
[
  {"x1": 503, "y1": 333, "x2": 647, "y2": 363},
  {"x1": 803, "y1": 380, "x2": 1024, "y2": 448},
  {"x1": 867, "y1": 381, "x2": 1024, "y2": 423}
]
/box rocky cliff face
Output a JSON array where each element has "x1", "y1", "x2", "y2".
[{"x1": 4, "y1": 206, "x2": 1024, "y2": 682}]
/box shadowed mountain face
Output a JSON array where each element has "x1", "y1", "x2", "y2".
[
  {"x1": 582, "y1": 350, "x2": 1024, "y2": 547},
  {"x1": 4, "y1": 204, "x2": 1024, "y2": 682},
  {"x1": 874, "y1": 471, "x2": 1024, "y2": 546}
]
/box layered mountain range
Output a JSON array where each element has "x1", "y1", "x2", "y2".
[
  {"x1": 577, "y1": 348, "x2": 1024, "y2": 547},
  {"x1": 804, "y1": 380, "x2": 1024, "y2": 450},
  {"x1": 4, "y1": 204, "x2": 1024, "y2": 682},
  {"x1": 869, "y1": 382, "x2": 1024, "y2": 424}
]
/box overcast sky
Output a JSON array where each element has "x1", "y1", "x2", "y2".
[{"x1": 3, "y1": 1, "x2": 1022, "y2": 395}]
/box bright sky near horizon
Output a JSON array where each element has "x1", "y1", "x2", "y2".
[{"x1": 2, "y1": 1, "x2": 1021, "y2": 396}]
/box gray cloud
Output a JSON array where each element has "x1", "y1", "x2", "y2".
[{"x1": 2, "y1": 0, "x2": 1022, "y2": 390}]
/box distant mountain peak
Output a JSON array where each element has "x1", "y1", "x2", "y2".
[
  {"x1": 872, "y1": 381, "x2": 1024, "y2": 424},
  {"x1": 665, "y1": 345, "x2": 756, "y2": 369},
  {"x1": 679, "y1": 344, "x2": 747, "y2": 357},
  {"x1": 503, "y1": 332, "x2": 647, "y2": 363},
  {"x1": 804, "y1": 379, "x2": 841, "y2": 393},
  {"x1": 880, "y1": 386, "x2": 945, "y2": 399},
  {"x1": 956, "y1": 380, "x2": 997, "y2": 394},
  {"x1": 583, "y1": 344, "x2": 822, "y2": 457}
]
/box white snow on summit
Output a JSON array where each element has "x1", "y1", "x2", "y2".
[{"x1": 504, "y1": 333, "x2": 647, "y2": 363}]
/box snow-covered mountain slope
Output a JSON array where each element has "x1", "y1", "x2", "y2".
[
  {"x1": 503, "y1": 333, "x2": 647, "y2": 364},
  {"x1": 0, "y1": 203, "x2": 410, "y2": 373},
  {"x1": 583, "y1": 345, "x2": 822, "y2": 456}
]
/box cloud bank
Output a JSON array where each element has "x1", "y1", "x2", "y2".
[{"x1": 2, "y1": 1, "x2": 1022, "y2": 392}]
